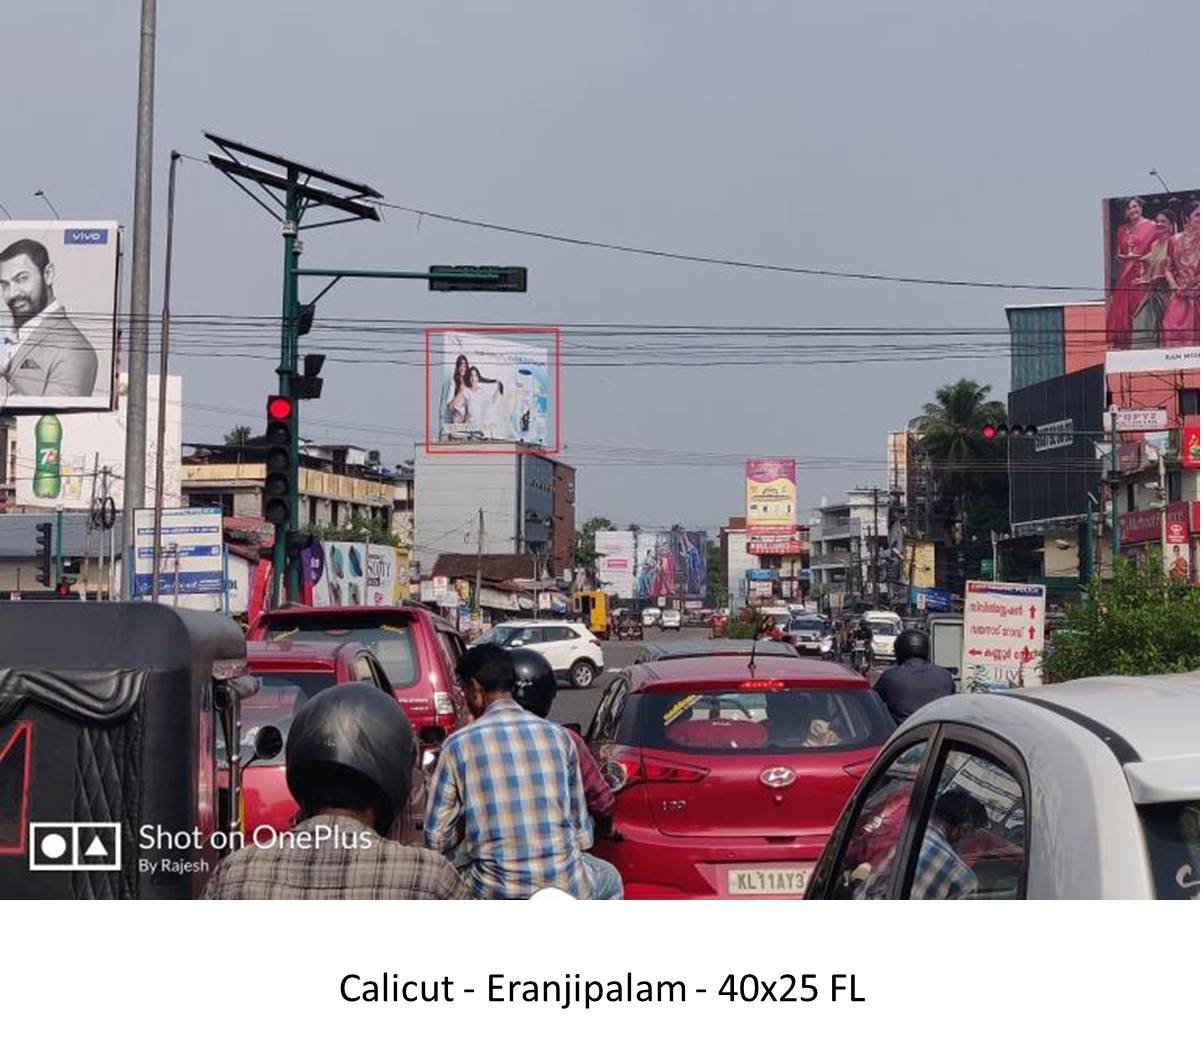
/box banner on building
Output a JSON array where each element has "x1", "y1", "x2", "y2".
[
  {"x1": 596, "y1": 528, "x2": 707, "y2": 600},
  {"x1": 1113, "y1": 408, "x2": 1169, "y2": 432},
  {"x1": 14, "y1": 374, "x2": 181, "y2": 510},
  {"x1": 1104, "y1": 346, "x2": 1200, "y2": 374},
  {"x1": 745, "y1": 458, "x2": 797, "y2": 531},
  {"x1": 0, "y1": 220, "x2": 120, "y2": 413},
  {"x1": 748, "y1": 531, "x2": 802, "y2": 555},
  {"x1": 308, "y1": 541, "x2": 409, "y2": 607},
  {"x1": 1163, "y1": 504, "x2": 1190, "y2": 581},
  {"x1": 1183, "y1": 417, "x2": 1200, "y2": 469},
  {"x1": 1103, "y1": 190, "x2": 1199, "y2": 352}
]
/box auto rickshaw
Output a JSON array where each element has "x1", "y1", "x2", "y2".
[
  {"x1": 0, "y1": 602, "x2": 263, "y2": 899},
  {"x1": 573, "y1": 590, "x2": 610, "y2": 640}
]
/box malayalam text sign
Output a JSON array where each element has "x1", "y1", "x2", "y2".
[{"x1": 961, "y1": 580, "x2": 1046, "y2": 692}]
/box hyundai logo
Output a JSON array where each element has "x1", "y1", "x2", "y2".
[{"x1": 759, "y1": 766, "x2": 796, "y2": 788}]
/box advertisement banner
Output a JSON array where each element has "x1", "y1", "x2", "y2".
[
  {"x1": 1119, "y1": 508, "x2": 1162, "y2": 546},
  {"x1": 595, "y1": 530, "x2": 635, "y2": 599},
  {"x1": 1103, "y1": 191, "x2": 1199, "y2": 352},
  {"x1": 14, "y1": 374, "x2": 181, "y2": 509},
  {"x1": 902, "y1": 542, "x2": 937, "y2": 586},
  {"x1": 1163, "y1": 505, "x2": 1190, "y2": 581},
  {"x1": 596, "y1": 529, "x2": 707, "y2": 600},
  {"x1": 1183, "y1": 416, "x2": 1200, "y2": 469},
  {"x1": 747, "y1": 532, "x2": 801, "y2": 555},
  {"x1": 1104, "y1": 346, "x2": 1200, "y2": 374},
  {"x1": 132, "y1": 507, "x2": 225, "y2": 607},
  {"x1": 961, "y1": 581, "x2": 1046, "y2": 692},
  {"x1": 745, "y1": 458, "x2": 797, "y2": 531},
  {"x1": 0, "y1": 220, "x2": 119, "y2": 412},
  {"x1": 311, "y1": 541, "x2": 369, "y2": 607},
  {"x1": 437, "y1": 332, "x2": 549, "y2": 446},
  {"x1": 1114, "y1": 408, "x2": 1169, "y2": 432},
  {"x1": 911, "y1": 586, "x2": 952, "y2": 612}
]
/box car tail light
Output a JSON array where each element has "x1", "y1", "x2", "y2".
[
  {"x1": 434, "y1": 691, "x2": 455, "y2": 717},
  {"x1": 738, "y1": 679, "x2": 786, "y2": 689},
  {"x1": 603, "y1": 747, "x2": 709, "y2": 793}
]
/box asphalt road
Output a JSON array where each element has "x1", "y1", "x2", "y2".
[{"x1": 547, "y1": 628, "x2": 885, "y2": 732}]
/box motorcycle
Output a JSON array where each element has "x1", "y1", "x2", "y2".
[{"x1": 849, "y1": 638, "x2": 873, "y2": 677}]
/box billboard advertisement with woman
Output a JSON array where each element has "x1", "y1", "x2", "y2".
[
  {"x1": 436, "y1": 331, "x2": 551, "y2": 447},
  {"x1": 1104, "y1": 191, "x2": 1199, "y2": 354}
]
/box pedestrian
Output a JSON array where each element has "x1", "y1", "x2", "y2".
[
  {"x1": 873, "y1": 629, "x2": 955, "y2": 725},
  {"x1": 908, "y1": 790, "x2": 984, "y2": 900},
  {"x1": 424, "y1": 643, "x2": 602, "y2": 899},
  {"x1": 203, "y1": 682, "x2": 470, "y2": 900}
]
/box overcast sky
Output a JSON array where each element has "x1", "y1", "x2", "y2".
[{"x1": 4, "y1": 1, "x2": 1198, "y2": 531}]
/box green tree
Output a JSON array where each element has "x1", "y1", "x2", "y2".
[
  {"x1": 573, "y1": 516, "x2": 615, "y2": 585},
  {"x1": 706, "y1": 542, "x2": 727, "y2": 606},
  {"x1": 1043, "y1": 556, "x2": 1200, "y2": 682},
  {"x1": 224, "y1": 425, "x2": 252, "y2": 447},
  {"x1": 304, "y1": 513, "x2": 399, "y2": 548}
]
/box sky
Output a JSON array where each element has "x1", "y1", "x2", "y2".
[{"x1": 3, "y1": 0, "x2": 1198, "y2": 532}]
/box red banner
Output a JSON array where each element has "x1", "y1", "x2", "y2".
[
  {"x1": 1183, "y1": 417, "x2": 1200, "y2": 469},
  {"x1": 1119, "y1": 508, "x2": 1162, "y2": 545}
]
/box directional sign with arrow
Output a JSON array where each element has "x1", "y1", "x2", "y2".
[{"x1": 961, "y1": 580, "x2": 1047, "y2": 693}]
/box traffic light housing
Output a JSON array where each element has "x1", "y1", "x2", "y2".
[
  {"x1": 34, "y1": 522, "x2": 52, "y2": 586},
  {"x1": 263, "y1": 395, "x2": 294, "y2": 527},
  {"x1": 982, "y1": 423, "x2": 1039, "y2": 440}
]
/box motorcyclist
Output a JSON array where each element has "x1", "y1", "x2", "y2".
[
  {"x1": 203, "y1": 682, "x2": 469, "y2": 899},
  {"x1": 873, "y1": 629, "x2": 955, "y2": 725},
  {"x1": 850, "y1": 616, "x2": 875, "y2": 672}
]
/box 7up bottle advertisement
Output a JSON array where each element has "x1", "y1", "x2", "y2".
[{"x1": 33, "y1": 414, "x2": 62, "y2": 498}]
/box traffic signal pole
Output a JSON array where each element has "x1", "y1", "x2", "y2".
[{"x1": 275, "y1": 179, "x2": 302, "y2": 606}]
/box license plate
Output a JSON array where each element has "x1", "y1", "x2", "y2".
[{"x1": 725, "y1": 865, "x2": 810, "y2": 897}]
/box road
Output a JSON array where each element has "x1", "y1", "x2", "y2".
[{"x1": 548, "y1": 628, "x2": 885, "y2": 732}]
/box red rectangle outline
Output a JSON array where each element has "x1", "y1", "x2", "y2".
[
  {"x1": 424, "y1": 326, "x2": 561, "y2": 456},
  {"x1": 0, "y1": 721, "x2": 33, "y2": 856}
]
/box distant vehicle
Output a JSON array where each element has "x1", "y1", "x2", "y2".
[
  {"x1": 807, "y1": 672, "x2": 1199, "y2": 899},
  {"x1": 786, "y1": 616, "x2": 835, "y2": 657},
  {"x1": 639, "y1": 638, "x2": 801, "y2": 662},
  {"x1": 642, "y1": 607, "x2": 663, "y2": 628},
  {"x1": 574, "y1": 590, "x2": 610, "y2": 640},
  {"x1": 241, "y1": 640, "x2": 427, "y2": 841},
  {"x1": 587, "y1": 655, "x2": 894, "y2": 898},
  {"x1": 617, "y1": 615, "x2": 645, "y2": 641},
  {"x1": 864, "y1": 610, "x2": 903, "y2": 662},
  {"x1": 660, "y1": 608, "x2": 683, "y2": 630},
  {"x1": 475, "y1": 619, "x2": 605, "y2": 688},
  {"x1": 247, "y1": 605, "x2": 471, "y2": 747},
  {"x1": 928, "y1": 614, "x2": 964, "y2": 690}
]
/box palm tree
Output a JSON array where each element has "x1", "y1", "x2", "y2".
[
  {"x1": 914, "y1": 378, "x2": 1007, "y2": 537},
  {"x1": 224, "y1": 425, "x2": 252, "y2": 447}
]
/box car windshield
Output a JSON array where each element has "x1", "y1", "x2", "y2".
[
  {"x1": 790, "y1": 619, "x2": 826, "y2": 633},
  {"x1": 635, "y1": 689, "x2": 893, "y2": 755},
  {"x1": 218, "y1": 670, "x2": 335, "y2": 766},
  {"x1": 1139, "y1": 801, "x2": 1200, "y2": 900},
  {"x1": 260, "y1": 615, "x2": 418, "y2": 687},
  {"x1": 870, "y1": 621, "x2": 899, "y2": 637}
]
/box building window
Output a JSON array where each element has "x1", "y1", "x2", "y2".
[
  {"x1": 1126, "y1": 483, "x2": 1136, "y2": 512},
  {"x1": 1167, "y1": 470, "x2": 1183, "y2": 503},
  {"x1": 1179, "y1": 388, "x2": 1200, "y2": 417},
  {"x1": 309, "y1": 497, "x2": 318, "y2": 526}
]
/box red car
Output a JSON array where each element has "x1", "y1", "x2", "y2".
[
  {"x1": 247, "y1": 605, "x2": 472, "y2": 746},
  {"x1": 586, "y1": 654, "x2": 894, "y2": 898},
  {"x1": 236, "y1": 640, "x2": 428, "y2": 841}
]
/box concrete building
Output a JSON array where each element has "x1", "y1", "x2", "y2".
[
  {"x1": 412, "y1": 447, "x2": 562, "y2": 575},
  {"x1": 550, "y1": 461, "x2": 577, "y2": 579},
  {"x1": 808, "y1": 488, "x2": 891, "y2": 607}
]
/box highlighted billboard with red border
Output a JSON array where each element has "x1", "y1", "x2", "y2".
[{"x1": 424, "y1": 327, "x2": 560, "y2": 455}]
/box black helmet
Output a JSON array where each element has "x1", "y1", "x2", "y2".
[
  {"x1": 285, "y1": 681, "x2": 416, "y2": 835},
  {"x1": 510, "y1": 648, "x2": 557, "y2": 719},
  {"x1": 894, "y1": 629, "x2": 930, "y2": 663}
]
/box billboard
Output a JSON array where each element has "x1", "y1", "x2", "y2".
[
  {"x1": 132, "y1": 507, "x2": 225, "y2": 606},
  {"x1": 434, "y1": 331, "x2": 550, "y2": 446},
  {"x1": 1008, "y1": 365, "x2": 1105, "y2": 532},
  {"x1": 745, "y1": 458, "x2": 796, "y2": 531},
  {"x1": 747, "y1": 531, "x2": 802, "y2": 555},
  {"x1": 1103, "y1": 191, "x2": 1198, "y2": 353},
  {"x1": 595, "y1": 528, "x2": 707, "y2": 600},
  {"x1": 14, "y1": 374, "x2": 181, "y2": 509},
  {"x1": 308, "y1": 541, "x2": 407, "y2": 607},
  {"x1": 0, "y1": 221, "x2": 119, "y2": 412}
]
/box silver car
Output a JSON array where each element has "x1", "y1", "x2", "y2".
[{"x1": 806, "y1": 672, "x2": 1199, "y2": 899}]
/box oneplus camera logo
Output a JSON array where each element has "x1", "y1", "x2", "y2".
[{"x1": 29, "y1": 822, "x2": 121, "y2": 871}]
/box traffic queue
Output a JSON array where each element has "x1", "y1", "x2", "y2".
[{"x1": 0, "y1": 600, "x2": 1195, "y2": 900}]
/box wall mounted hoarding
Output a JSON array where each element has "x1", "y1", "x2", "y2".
[
  {"x1": 595, "y1": 528, "x2": 707, "y2": 600},
  {"x1": 14, "y1": 374, "x2": 180, "y2": 509},
  {"x1": 308, "y1": 541, "x2": 409, "y2": 607},
  {"x1": 745, "y1": 458, "x2": 796, "y2": 531},
  {"x1": 747, "y1": 530, "x2": 802, "y2": 555},
  {"x1": 0, "y1": 220, "x2": 119, "y2": 412},
  {"x1": 1103, "y1": 190, "x2": 1199, "y2": 354}
]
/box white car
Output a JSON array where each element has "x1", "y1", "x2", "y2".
[
  {"x1": 807, "y1": 672, "x2": 1199, "y2": 899},
  {"x1": 864, "y1": 610, "x2": 903, "y2": 662},
  {"x1": 482, "y1": 620, "x2": 605, "y2": 688},
  {"x1": 660, "y1": 608, "x2": 682, "y2": 630},
  {"x1": 641, "y1": 607, "x2": 662, "y2": 628}
]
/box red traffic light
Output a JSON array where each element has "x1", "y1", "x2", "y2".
[
  {"x1": 982, "y1": 424, "x2": 997, "y2": 440},
  {"x1": 267, "y1": 395, "x2": 294, "y2": 421}
]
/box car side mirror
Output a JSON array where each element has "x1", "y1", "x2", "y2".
[{"x1": 245, "y1": 725, "x2": 284, "y2": 767}]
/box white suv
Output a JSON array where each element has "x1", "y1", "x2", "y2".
[{"x1": 483, "y1": 620, "x2": 605, "y2": 688}]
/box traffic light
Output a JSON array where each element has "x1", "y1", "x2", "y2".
[
  {"x1": 55, "y1": 578, "x2": 75, "y2": 599},
  {"x1": 263, "y1": 395, "x2": 294, "y2": 527},
  {"x1": 34, "y1": 522, "x2": 52, "y2": 586},
  {"x1": 982, "y1": 423, "x2": 1039, "y2": 440}
]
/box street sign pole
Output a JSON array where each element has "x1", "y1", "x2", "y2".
[{"x1": 276, "y1": 178, "x2": 301, "y2": 607}]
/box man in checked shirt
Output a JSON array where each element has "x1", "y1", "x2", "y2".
[{"x1": 425, "y1": 644, "x2": 618, "y2": 898}]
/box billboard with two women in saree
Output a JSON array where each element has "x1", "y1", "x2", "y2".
[{"x1": 1104, "y1": 190, "x2": 1199, "y2": 356}]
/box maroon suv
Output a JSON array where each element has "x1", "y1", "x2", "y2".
[{"x1": 247, "y1": 605, "x2": 472, "y2": 745}]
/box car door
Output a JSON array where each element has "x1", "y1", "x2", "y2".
[
  {"x1": 806, "y1": 729, "x2": 939, "y2": 899},
  {"x1": 539, "y1": 626, "x2": 574, "y2": 671}
]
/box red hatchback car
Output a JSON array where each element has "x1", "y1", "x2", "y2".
[
  {"x1": 236, "y1": 640, "x2": 427, "y2": 841},
  {"x1": 586, "y1": 654, "x2": 894, "y2": 898},
  {"x1": 247, "y1": 605, "x2": 472, "y2": 746}
]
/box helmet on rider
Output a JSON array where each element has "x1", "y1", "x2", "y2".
[
  {"x1": 509, "y1": 647, "x2": 558, "y2": 719},
  {"x1": 893, "y1": 628, "x2": 930, "y2": 664},
  {"x1": 285, "y1": 681, "x2": 417, "y2": 835}
]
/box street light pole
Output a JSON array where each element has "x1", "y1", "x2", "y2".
[{"x1": 1109, "y1": 408, "x2": 1121, "y2": 566}]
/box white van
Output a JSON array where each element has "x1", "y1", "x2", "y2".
[{"x1": 864, "y1": 610, "x2": 903, "y2": 661}]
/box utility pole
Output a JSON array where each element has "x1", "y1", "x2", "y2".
[
  {"x1": 871, "y1": 488, "x2": 881, "y2": 608},
  {"x1": 1109, "y1": 407, "x2": 1121, "y2": 567},
  {"x1": 55, "y1": 507, "x2": 64, "y2": 586},
  {"x1": 121, "y1": 0, "x2": 157, "y2": 593},
  {"x1": 151, "y1": 151, "x2": 180, "y2": 603},
  {"x1": 474, "y1": 507, "x2": 484, "y2": 612}
]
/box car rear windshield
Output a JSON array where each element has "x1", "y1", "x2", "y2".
[
  {"x1": 259, "y1": 615, "x2": 418, "y2": 687},
  {"x1": 1139, "y1": 801, "x2": 1200, "y2": 900},
  {"x1": 634, "y1": 688, "x2": 893, "y2": 755},
  {"x1": 218, "y1": 670, "x2": 335, "y2": 766},
  {"x1": 791, "y1": 619, "x2": 826, "y2": 632}
]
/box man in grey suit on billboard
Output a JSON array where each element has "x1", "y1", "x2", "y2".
[{"x1": 0, "y1": 238, "x2": 98, "y2": 397}]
